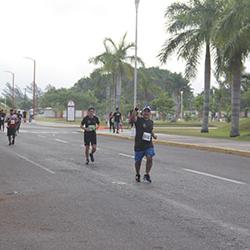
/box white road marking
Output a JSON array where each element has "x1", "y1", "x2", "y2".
[
  {"x1": 119, "y1": 153, "x2": 134, "y2": 159},
  {"x1": 37, "y1": 135, "x2": 47, "y2": 138},
  {"x1": 184, "y1": 169, "x2": 246, "y2": 185},
  {"x1": 55, "y1": 139, "x2": 68, "y2": 143},
  {"x1": 119, "y1": 153, "x2": 146, "y2": 161},
  {"x1": 2, "y1": 149, "x2": 55, "y2": 174}
]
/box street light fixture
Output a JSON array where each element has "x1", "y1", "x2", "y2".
[
  {"x1": 179, "y1": 86, "x2": 187, "y2": 119},
  {"x1": 4, "y1": 71, "x2": 14, "y2": 109},
  {"x1": 134, "y1": 0, "x2": 140, "y2": 108},
  {"x1": 24, "y1": 57, "x2": 36, "y2": 122}
]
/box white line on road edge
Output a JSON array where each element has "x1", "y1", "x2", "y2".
[
  {"x1": 55, "y1": 139, "x2": 68, "y2": 143},
  {"x1": 184, "y1": 169, "x2": 246, "y2": 185},
  {"x1": 12, "y1": 151, "x2": 55, "y2": 174}
]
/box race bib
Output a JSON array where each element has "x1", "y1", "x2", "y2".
[
  {"x1": 11, "y1": 119, "x2": 15, "y2": 124},
  {"x1": 142, "y1": 132, "x2": 151, "y2": 141},
  {"x1": 88, "y1": 125, "x2": 94, "y2": 131},
  {"x1": 1, "y1": 117, "x2": 3, "y2": 120}
]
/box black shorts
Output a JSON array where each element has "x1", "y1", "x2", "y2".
[
  {"x1": 7, "y1": 127, "x2": 16, "y2": 136},
  {"x1": 0, "y1": 121, "x2": 4, "y2": 126},
  {"x1": 84, "y1": 134, "x2": 97, "y2": 146}
]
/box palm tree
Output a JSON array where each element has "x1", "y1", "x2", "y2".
[
  {"x1": 214, "y1": 0, "x2": 250, "y2": 137},
  {"x1": 158, "y1": 0, "x2": 225, "y2": 132},
  {"x1": 89, "y1": 42, "x2": 114, "y2": 117},
  {"x1": 137, "y1": 72, "x2": 163, "y2": 105},
  {"x1": 104, "y1": 32, "x2": 144, "y2": 108}
]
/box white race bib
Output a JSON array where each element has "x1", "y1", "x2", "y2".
[
  {"x1": 1, "y1": 117, "x2": 3, "y2": 120},
  {"x1": 142, "y1": 132, "x2": 151, "y2": 141},
  {"x1": 11, "y1": 119, "x2": 15, "y2": 124},
  {"x1": 88, "y1": 125, "x2": 94, "y2": 131}
]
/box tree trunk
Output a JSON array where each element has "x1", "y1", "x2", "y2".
[
  {"x1": 111, "y1": 74, "x2": 115, "y2": 112},
  {"x1": 106, "y1": 77, "x2": 110, "y2": 122},
  {"x1": 230, "y1": 58, "x2": 241, "y2": 137},
  {"x1": 201, "y1": 43, "x2": 211, "y2": 133},
  {"x1": 116, "y1": 72, "x2": 122, "y2": 108}
]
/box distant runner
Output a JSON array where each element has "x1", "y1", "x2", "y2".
[
  {"x1": 5, "y1": 109, "x2": 18, "y2": 145},
  {"x1": 16, "y1": 110, "x2": 22, "y2": 134},
  {"x1": 131, "y1": 102, "x2": 157, "y2": 182},
  {"x1": 0, "y1": 109, "x2": 6, "y2": 132},
  {"x1": 80, "y1": 107, "x2": 100, "y2": 165}
]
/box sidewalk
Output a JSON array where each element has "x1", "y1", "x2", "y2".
[{"x1": 33, "y1": 121, "x2": 250, "y2": 157}]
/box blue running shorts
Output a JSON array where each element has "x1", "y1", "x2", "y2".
[{"x1": 134, "y1": 148, "x2": 155, "y2": 162}]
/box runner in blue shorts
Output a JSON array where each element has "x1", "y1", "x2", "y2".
[{"x1": 131, "y1": 102, "x2": 157, "y2": 182}]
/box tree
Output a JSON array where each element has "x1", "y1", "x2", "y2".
[
  {"x1": 137, "y1": 71, "x2": 163, "y2": 106},
  {"x1": 158, "y1": 0, "x2": 225, "y2": 132},
  {"x1": 104, "y1": 32, "x2": 144, "y2": 108},
  {"x1": 214, "y1": 0, "x2": 250, "y2": 136},
  {"x1": 152, "y1": 93, "x2": 176, "y2": 121},
  {"x1": 89, "y1": 41, "x2": 114, "y2": 118}
]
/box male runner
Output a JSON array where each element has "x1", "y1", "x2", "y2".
[
  {"x1": 113, "y1": 107, "x2": 122, "y2": 134},
  {"x1": 131, "y1": 102, "x2": 157, "y2": 182},
  {"x1": 80, "y1": 107, "x2": 100, "y2": 165},
  {"x1": 0, "y1": 109, "x2": 6, "y2": 132},
  {"x1": 5, "y1": 109, "x2": 18, "y2": 145},
  {"x1": 16, "y1": 111, "x2": 22, "y2": 133}
]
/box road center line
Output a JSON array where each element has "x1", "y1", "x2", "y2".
[
  {"x1": 119, "y1": 153, "x2": 134, "y2": 159},
  {"x1": 0, "y1": 147, "x2": 55, "y2": 174},
  {"x1": 184, "y1": 169, "x2": 246, "y2": 185},
  {"x1": 119, "y1": 153, "x2": 146, "y2": 161},
  {"x1": 37, "y1": 135, "x2": 47, "y2": 138},
  {"x1": 55, "y1": 139, "x2": 68, "y2": 143}
]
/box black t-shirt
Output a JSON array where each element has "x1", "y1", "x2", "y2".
[
  {"x1": 134, "y1": 117, "x2": 154, "y2": 151},
  {"x1": 23, "y1": 111, "x2": 27, "y2": 118},
  {"x1": 81, "y1": 115, "x2": 100, "y2": 138},
  {"x1": 0, "y1": 112, "x2": 6, "y2": 123},
  {"x1": 113, "y1": 112, "x2": 121, "y2": 122}
]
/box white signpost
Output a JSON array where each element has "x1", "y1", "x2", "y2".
[{"x1": 66, "y1": 100, "x2": 76, "y2": 122}]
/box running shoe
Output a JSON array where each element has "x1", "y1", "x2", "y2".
[
  {"x1": 86, "y1": 159, "x2": 89, "y2": 165},
  {"x1": 12, "y1": 140, "x2": 14, "y2": 145},
  {"x1": 135, "y1": 174, "x2": 141, "y2": 182},
  {"x1": 143, "y1": 174, "x2": 152, "y2": 182},
  {"x1": 9, "y1": 142, "x2": 11, "y2": 146},
  {"x1": 90, "y1": 153, "x2": 94, "y2": 162}
]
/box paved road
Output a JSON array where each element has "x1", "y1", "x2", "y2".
[{"x1": 1, "y1": 124, "x2": 250, "y2": 250}]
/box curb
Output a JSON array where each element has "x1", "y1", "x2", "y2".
[{"x1": 78, "y1": 130, "x2": 250, "y2": 157}]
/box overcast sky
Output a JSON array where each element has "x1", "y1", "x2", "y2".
[{"x1": 1, "y1": 0, "x2": 249, "y2": 99}]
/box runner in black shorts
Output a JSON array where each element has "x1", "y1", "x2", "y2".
[
  {"x1": 0, "y1": 109, "x2": 6, "y2": 132},
  {"x1": 80, "y1": 107, "x2": 100, "y2": 165}
]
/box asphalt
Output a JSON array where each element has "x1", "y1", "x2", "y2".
[{"x1": 31, "y1": 120, "x2": 250, "y2": 157}]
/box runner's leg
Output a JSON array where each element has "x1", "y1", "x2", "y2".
[{"x1": 145, "y1": 155, "x2": 153, "y2": 175}]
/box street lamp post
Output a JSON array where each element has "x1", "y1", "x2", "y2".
[
  {"x1": 179, "y1": 86, "x2": 186, "y2": 118},
  {"x1": 24, "y1": 57, "x2": 36, "y2": 121},
  {"x1": 4, "y1": 71, "x2": 14, "y2": 109},
  {"x1": 134, "y1": 0, "x2": 140, "y2": 108},
  {"x1": 181, "y1": 90, "x2": 184, "y2": 119}
]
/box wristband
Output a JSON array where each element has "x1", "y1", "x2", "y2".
[{"x1": 135, "y1": 108, "x2": 138, "y2": 111}]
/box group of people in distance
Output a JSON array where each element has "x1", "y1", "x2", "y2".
[
  {"x1": 0, "y1": 109, "x2": 22, "y2": 146},
  {"x1": 81, "y1": 102, "x2": 157, "y2": 183}
]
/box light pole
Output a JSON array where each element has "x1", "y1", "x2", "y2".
[
  {"x1": 4, "y1": 71, "x2": 14, "y2": 109},
  {"x1": 24, "y1": 57, "x2": 36, "y2": 121},
  {"x1": 179, "y1": 86, "x2": 186, "y2": 118},
  {"x1": 134, "y1": 0, "x2": 140, "y2": 108},
  {"x1": 181, "y1": 90, "x2": 184, "y2": 119}
]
